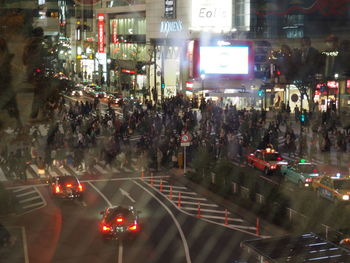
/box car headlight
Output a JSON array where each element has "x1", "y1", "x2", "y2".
[
  {"x1": 342, "y1": 195, "x2": 349, "y2": 201},
  {"x1": 79, "y1": 91, "x2": 83, "y2": 96}
]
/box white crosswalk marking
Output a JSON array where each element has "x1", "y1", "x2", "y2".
[
  {"x1": 145, "y1": 177, "x2": 257, "y2": 235},
  {"x1": 182, "y1": 207, "x2": 230, "y2": 214},
  {"x1": 94, "y1": 164, "x2": 107, "y2": 174},
  {"x1": 178, "y1": 201, "x2": 218, "y2": 207},
  {"x1": 197, "y1": 214, "x2": 244, "y2": 223},
  {"x1": 30, "y1": 164, "x2": 39, "y2": 174},
  {"x1": 176, "y1": 195, "x2": 207, "y2": 201},
  {"x1": 57, "y1": 166, "x2": 71, "y2": 176},
  {"x1": 152, "y1": 184, "x2": 187, "y2": 190},
  {"x1": 23, "y1": 202, "x2": 44, "y2": 209},
  {"x1": 26, "y1": 171, "x2": 34, "y2": 179},
  {"x1": 0, "y1": 167, "x2": 7, "y2": 181},
  {"x1": 19, "y1": 196, "x2": 41, "y2": 203},
  {"x1": 112, "y1": 167, "x2": 121, "y2": 173},
  {"x1": 16, "y1": 190, "x2": 36, "y2": 197}
]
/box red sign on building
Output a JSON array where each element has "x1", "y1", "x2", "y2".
[
  {"x1": 97, "y1": 13, "x2": 105, "y2": 53},
  {"x1": 111, "y1": 20, "x2": 118, "y2": 44}
]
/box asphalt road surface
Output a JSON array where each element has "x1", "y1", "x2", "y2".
[{"x1": 3, "y1": 175, "x2": 260, "y2": 263}]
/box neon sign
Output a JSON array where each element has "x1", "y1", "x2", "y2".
[{"x1": 97, "y1": 13, "x2": 105, "y2": 53}]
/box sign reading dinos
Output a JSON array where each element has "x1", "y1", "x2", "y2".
[{"x1": 74, "y1": 0, "x2": 101, "y2": 5}]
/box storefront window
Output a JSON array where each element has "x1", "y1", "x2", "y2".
[
  {"x1": 110, "y1": 17, "x2": 146, "y2": 36},
  {"x1": 110, "y1": 43, "x2": 147, "y2": 61}
]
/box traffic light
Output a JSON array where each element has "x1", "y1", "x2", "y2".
[
  {"x1": 258, "y1": 89, "x2": 264, "y2": 97},
  {"x1": 161, "y1": 83, "x2": 165, "y2": 89},
  {"x1": 300, "y1": 113, "x2": 306, "y2": 123}
]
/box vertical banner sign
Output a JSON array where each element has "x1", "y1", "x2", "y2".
[
  {"x1": 111, "y1": 20, "x2": 118, "y2": 44},
  {"x1": 164, "y1": 0, "x2": 176, "y2": 19},
  {"x1": 97, "y1": 13, "x2": 105, "y2": 53}
]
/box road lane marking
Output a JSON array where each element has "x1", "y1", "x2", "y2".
[
  {"x1": 19, "y1": 196, "x2": 42, "y2": 203},
  {"x1": 87, "y1": 181, "x2": 112, "y2": 206},
  {"x1": 16, "y1": 190, "x2": 36, "y2": 197},
  {"x1": 120, "y1": 188, "x2": 136, "y2": 203},
  {"x1": 133, "y1": 180, "x2": 192, "y2": 263},
  {"x1": 21, "y1": 226, "x2": 29, "y2": 263},
  {"x1": 13, "y1": 187, "x2": 28, "y2": 192},
  {"x1": 118, "y1": 241, "x2": 123, "y2": 263}
]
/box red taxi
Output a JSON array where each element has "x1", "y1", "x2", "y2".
[{"x1": 247, "y1": 148, "x2": 288, "y2": 175}]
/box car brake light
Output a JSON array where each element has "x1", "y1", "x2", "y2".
[
  {"x1": 306, "y1": 178, "x2": 313, "y2": 183},
  {"x1": 66, "y1": 184, "x2": 72, "y2": 188},
  {"x1": 78, "y1": 184, "x2": 83, "y2": 192},
  {"x1": 102, "y1": 225, "x2": 111, "y2": 231},
  {"x1": 128, "y1": 224, "x2": 138, "y2": 231},
  {"x1": 55, "y1": 186, "x2": 61, "y2": 193},
  {"x1": 313, "y1": 169, "x2": 318, "y2": 173},
  {"x1": 277, "y1": 157, "x2": 282, "y2": 161},
  {"x1": 116, "y1": 217, "x2": 124, "y2": 223}
]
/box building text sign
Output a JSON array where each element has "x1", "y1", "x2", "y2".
[
  {"x1": 160, "y1": 20, "x2": 183, "y2": 36},
  {"x1": 97, "y1": 13, "x2": 105, "y2": 53},
  {"x1": 164, "y1": 0, "x2": 176, "y2": 19},
  {"x1": 191, "y1": 0, "x2": 232, "y2": 32}
]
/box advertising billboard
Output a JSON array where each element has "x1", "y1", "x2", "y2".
[
  {"x1": 198, "y1": 41, "x2": 254, "y2": 79},
  {"x1": 191, "y1": 0, "x2": 232, "y2": 32},
  {"x1": 200, "y1": 46, "x2": 249, "y2": 75}
]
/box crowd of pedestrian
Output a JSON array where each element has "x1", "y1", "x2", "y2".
[{"x1": 1, "y1": 92, "x2": 350, "y2": 182}]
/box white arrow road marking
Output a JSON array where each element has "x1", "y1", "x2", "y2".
[{"x1": 119, "y1": 188, "x2": 136, "y2": 203}]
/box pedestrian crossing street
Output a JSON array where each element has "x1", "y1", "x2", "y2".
[
  {"x1": 142, "y1": 177, "x2": 261, "y2": 237},
  {"x1": 0, "y1": 157, "x2": 143, "y2": 182},
  {"x1": 8, "y1": 186, "x2": 46, "y2": 215}
]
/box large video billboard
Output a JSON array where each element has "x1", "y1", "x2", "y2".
[
  {"x1": 195, "y1": 41, "x2": 253, "y2": 79},
  {"x1": 200, "y1": 46, "x2": 249, "y2": 75}
]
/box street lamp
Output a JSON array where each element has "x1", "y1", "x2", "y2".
[{"x1": 200, "y1": 70, "x2": 205, "y2": 96}]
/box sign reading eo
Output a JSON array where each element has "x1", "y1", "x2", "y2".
[{"x1": 191, "y1": 0, "x2": 232, "y2": 32}]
